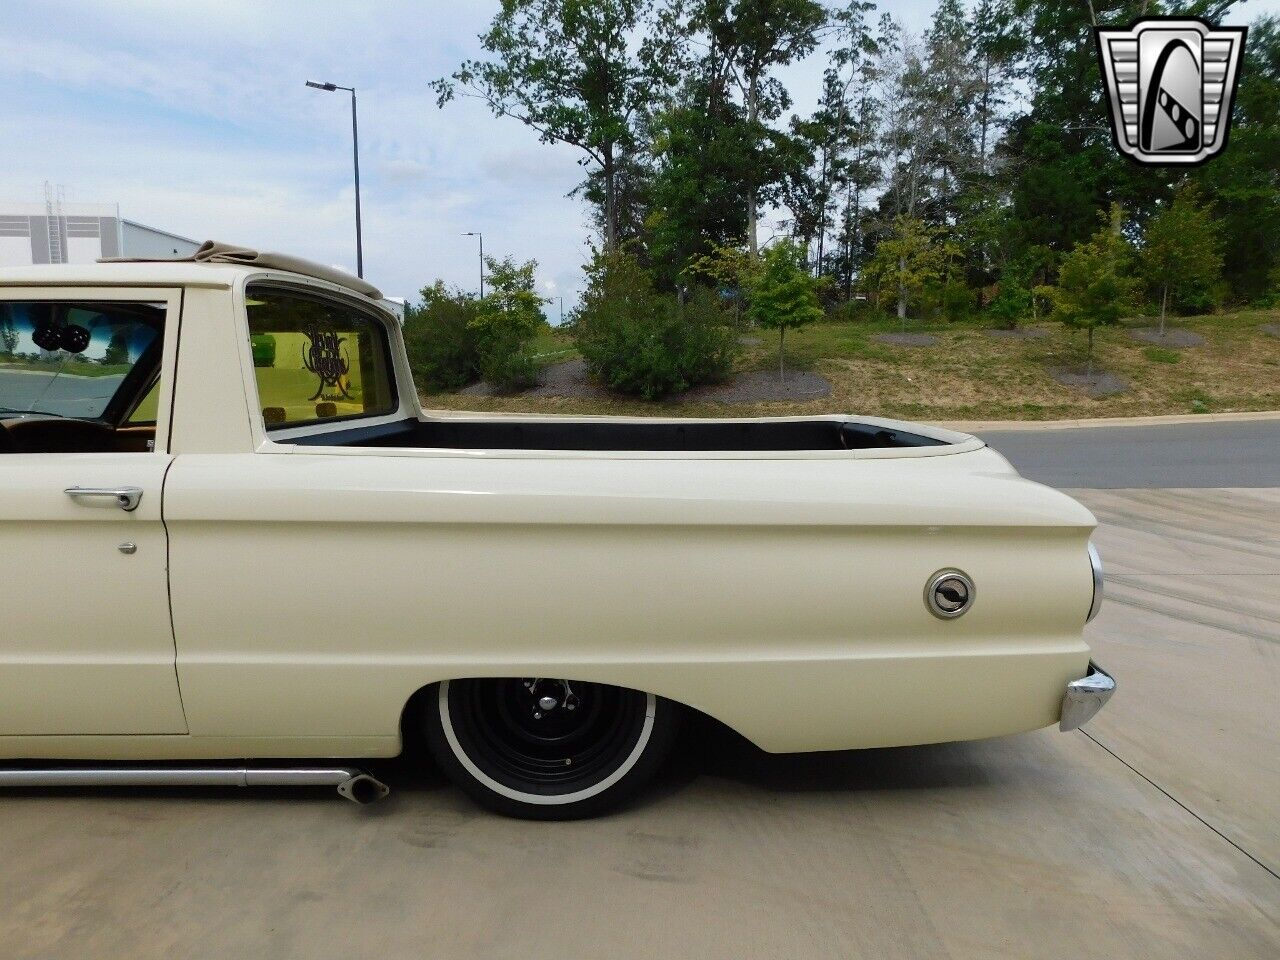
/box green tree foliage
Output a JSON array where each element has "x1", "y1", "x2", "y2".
[
  {"x1": 101, "y1": 331, "x2": 130, "y2": 366},
  {"x1": 1139, "y1": 184, "x2": 1225, "y2": 333},
  {"x1": 861, "y1": 216, "x2": 947, "y2": 323},
  {"x1": 574, "y1": 250, "x2": 739, "y2": 398},
  {"x1": 747, "y1": 239, "x2": 824, "y2": 380},
  {"x1": 1037, "y1": 208, "x2": 1139, "y2": 373},
  {"x1": 472, "y1": 256, "x2": 546, "y2": 392},
  {"x1": 0, "y1": 315, "x2": 17, "y2": 356},
  {"x1": 691, "y1": 0, "x2": 831, "y2": 257},
  {"x1": 433, "y1": 0, "x2": 680, "y2": 252},
  {"x1": 402, "y1": 282, "x2": 483, "y2": 392},
  {"x1": 1192, "y1": 15, "x2": 1280, "y2": 303}
]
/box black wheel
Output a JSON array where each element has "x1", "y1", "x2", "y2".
[{"x1": 422, "y1": 678, "x2": 679, "y2": 820}]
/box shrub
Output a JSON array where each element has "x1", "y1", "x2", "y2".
[
  {"x1": 402, "y1": 282, "x2": 481, "y2": 392},
  {"x1": 250, "y1": 334, "x2": 277, "y2": 368},
  {"x1": 471, "y1": 257, "x2": 545, "y2": 393},
  {"x1": 575, "y1": 252, "x2": 739, "y2": 400},
  {"x1": 988, "y1": 281, "x2": 1032, "y2": 329}
]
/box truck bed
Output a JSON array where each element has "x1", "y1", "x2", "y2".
[{"x1": 286, "y1": 416, "x2": 950, "y2": 452}]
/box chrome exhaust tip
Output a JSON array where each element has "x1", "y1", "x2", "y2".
[{"x1": 337, "y1": 773, "x2": 390, "y2": 805}]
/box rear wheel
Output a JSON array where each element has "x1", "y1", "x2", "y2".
[{"x1": 422, "y1": 678, "x2": 678, "y2": 820}]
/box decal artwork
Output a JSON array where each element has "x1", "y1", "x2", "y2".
[{"x1": 302, "y1": 325, "x2": 352, "y2": 401}]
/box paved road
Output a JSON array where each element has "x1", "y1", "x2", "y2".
[
  {"x1": 1, "y1": 488, "x2": 1276, "y2": 959},
  {"x1": 979, "y1": 419, "x2": 1280, "y2": 488},
  {"x1": 0, "y1": 368, "x2": 123, "y2": 419}
]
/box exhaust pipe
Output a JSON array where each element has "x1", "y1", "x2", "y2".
[{"x1": 0, "y1": 765, "x2": 390, "y2": 804}]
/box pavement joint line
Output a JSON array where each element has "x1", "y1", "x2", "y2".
[{"x1": 1079, "y1": 729, "x2": 1280, "y2": 883}]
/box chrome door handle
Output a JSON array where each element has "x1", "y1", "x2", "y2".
[{"x1": 64, "y1": 486, "x2": 144, "y2": 512}]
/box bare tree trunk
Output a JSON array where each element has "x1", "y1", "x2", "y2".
[
  {"x1": 897, "y1": 254, "x2": 908, "y2": 329},
  {"x1": 603, "y1": 141, "x2": 617, "y2": 253},
  {"x1": 1159, "y1": 284, "x2": 1169, "y2": 337},
  {"x1": 1086, "y1": 326, "x2": 1095, "y2": 380},
  {"x1": 747, "y1": 73, "x2": 759, "y2": 258},
  {"x1": 778, "y1": 327, "x2": 785, "y2": 382}
]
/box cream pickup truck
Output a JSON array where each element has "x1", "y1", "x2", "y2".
[{"x1": 0, "y1": 246, "x2": 1113, "y2": 819}]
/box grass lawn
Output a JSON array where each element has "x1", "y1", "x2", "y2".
[{"x1": 421, "y1": 309, "x2": 1280, "y2": 422}]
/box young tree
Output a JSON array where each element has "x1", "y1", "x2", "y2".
[
  {"x1": 862, "y1": 216, "x2": 946, "y2": 324},
  {"x1": 1038, "y1": 207, "x2": 1138, "y2": 376},
  {"x1": 433, "y1": 0, "x2": 680, "y2": 253},
  {"x1": 1139, "y1": 184, "x2": 1225, "y2": 334},
  {"x1": 747, "y1": 239, "x2": 825, "y2": 380}
]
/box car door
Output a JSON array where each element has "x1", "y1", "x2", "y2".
[{"x1": 0, "y1": 287, "x2": 187, "y2": 734}]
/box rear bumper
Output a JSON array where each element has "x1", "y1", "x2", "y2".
[{"x1": 1059, "y1": 661, "x2": 1116, "y2": 731}]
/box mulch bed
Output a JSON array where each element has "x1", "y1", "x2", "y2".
[
  {"x1": 1126, "y1": 327, "x2": 1205, "y2": 347},
  {"x1": 1050, "y1": 367, "x2": 1129, "y2": 398},
  {"x1": 873, "y1": 333, "x2": 939, "y2": 347},
  {"x1": 688, "y1": 369, "x2": 832, "y2": 404},
  {"x1": 457, "y1": 359, "x2": 831, "y2": 404},
  {"x1": 984, "y1": 327, "x2": 1048, "y2": 340}
]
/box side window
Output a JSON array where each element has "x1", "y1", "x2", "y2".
[
  {"x1": 0, "y1": 299, "x2": 164, "y2": 454},
  {"x1": 245, "y1": 286, "x2": 396, "y2": 429}
]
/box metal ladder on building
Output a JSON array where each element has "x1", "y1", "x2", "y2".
[{"x1": 44, "y1": 181, "x2": 65, "y2": 264}]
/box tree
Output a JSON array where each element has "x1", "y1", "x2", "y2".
[
  {"x1": 747, "y1": 239, "x2": 824, "y2": 380},
  {"x1": 692, "y1": 0, "x2": 830, "y2": 257},
  {"x1": 1192, "y1": 14, "x2": 1280, "y2": 303},
  {"x1": 472, "y1": 256, "x2": 547, "y2": 391},
  {"x1": 433, "y1": 0, "x2": 680, "y2": 253},
  {"x1": 1038, "y1": 207, "x2": 1138, "y2": 376},
  {"x1": 0, "y1": 313, "x2": 17, "y2": 356},
  {"x1": 101, "y1": 330, "x2": 130, "y2": 366},
  {"x1": 1139, "y1": 184, "x2": 1225, "y2": 334},
  {"x1": 861, "y1": 216, "x2": 947, "y2": 323}
]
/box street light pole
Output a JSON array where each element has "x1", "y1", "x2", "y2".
[
  {"x1": 306, "y1": 80, "x2": 364, "y2": 278},
  {"x1": 463, "y1": 232, "x2": 484, "y2": 297}
]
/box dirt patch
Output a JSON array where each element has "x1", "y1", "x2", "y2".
[
  {"x1": 1127, "y1": 328, "x2": 1205, "y2": 347},
  {"x1": 1261, "y1": 323, "x2": 1280, "y2": 338},
  {"x1": 459, "y1": 359, "x2": 609, "y2": 400},
  {"x1": 738, "y1": 336, "x2": 763, "y2": 346},
  {"x1": 1050, "y1": 367, "x2": 1129, "y2": 398},
  {"x1": 874, "y1": 333, "x2": 939, "y2": 347},
  {"x1": 984, "y1": 328, "x2": 1048, "y2": 340},
  {"x1": 688, "y1": 369, "x2": 832, "y2": 404}
]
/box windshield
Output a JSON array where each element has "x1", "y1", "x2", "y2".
[{"x1": 0, "y1": 301, "x2": 163, "y2": 419}]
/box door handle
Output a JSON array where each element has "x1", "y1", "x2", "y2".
[{"x1": 64, "y1": 486, "x2": 144, "y2": 512}]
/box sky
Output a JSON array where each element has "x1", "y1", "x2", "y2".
[{"x1": 0, "y1": 0, "x2": 1273, "y2": 311}]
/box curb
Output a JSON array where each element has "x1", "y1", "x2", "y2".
[{"x1": 934, "y1": 410, "x2": 1280, "y2": 432}]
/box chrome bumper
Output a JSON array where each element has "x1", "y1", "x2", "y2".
[{"x1": 1059, "y1": 661, "x2": 1116, "y2": 732}]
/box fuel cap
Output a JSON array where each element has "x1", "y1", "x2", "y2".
[{"x1": 926, "y1": 570, "x2": 975, "y2": 619}]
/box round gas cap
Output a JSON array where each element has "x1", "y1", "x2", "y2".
[{"x1": 926, "y1": 570, "x2": 975, "y2": 619}]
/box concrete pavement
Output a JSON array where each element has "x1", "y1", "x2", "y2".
[{"x1": 0, "y1": 487, "x2": 1276, "y2": 959}]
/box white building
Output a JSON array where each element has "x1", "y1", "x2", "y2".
[{"x1": 0, "y1": 201, "x2": 200, "y2": 267}]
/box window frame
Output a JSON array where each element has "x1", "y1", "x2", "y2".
[{"x1": 242, "y1": 281, "x2": 400, "y2": 435}]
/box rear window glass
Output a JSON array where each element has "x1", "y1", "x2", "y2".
[{"x1": 245, "y1": 286, "x2": 396, "y2": 428}]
